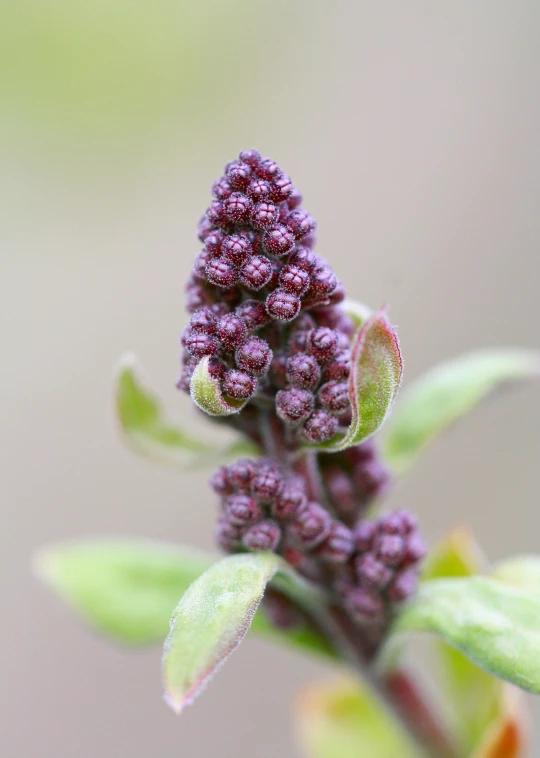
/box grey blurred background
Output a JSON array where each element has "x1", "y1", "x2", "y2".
[{"x1": 2, "y1": 1, "x2": 539, "y2": 756}]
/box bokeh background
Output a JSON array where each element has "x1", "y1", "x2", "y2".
[{"x1": 2, "y1": 2, "x2": 540, "y2": 756}]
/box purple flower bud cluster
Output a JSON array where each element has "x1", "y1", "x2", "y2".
[
  {"x1": 320, "y1": 440, "x2": 391, "y2": 526},
  {"x1": 211, "y1": 452, "x2": 424, "y2": 646},
  {"x1": 179, "y1": 150, "x2": 352, "y2": 444}
]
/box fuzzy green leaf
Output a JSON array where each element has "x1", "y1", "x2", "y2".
[
  {"x1": 190, "y1": 355, "x2": 248, "y2": 417},
  {"x1": 295, "y1": 677, "x2": 422, "y2": 758},
  {"x1": 315, "y1": 310, "x2": 403, "y2": 453},
  {"x1": 392, "y1": 573, "x2": 540, "y2": 694},
  {"x1": 116, "y1": 354, "x2": 257, "y2": 466},
  {"x1": 162, "y1": 552, "x2": 330, "y2": 713},
  {"x1": 382, "y1": 349, "x2": 540, "y2": 474},
  {"x1": 36, "y1": 539, "x2": 334, "y2": 657}
]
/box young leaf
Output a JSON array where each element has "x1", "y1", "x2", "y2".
[
  {"x1": 382, "y1": 349, "x2": 540, "y2": 474},
  {"x1": 294, "y1": 677, "x2": 423, "y2": 758},
  {"x1": 471, "y1": 687, "x2": 525, "y2": 758},
  {"x1": 116, "y1": 354, "x2": 258, "y2": 467},
  {"x1": 493, "y1": 555, "x2": 540, "y2": 598},
  {"x1": 391, "y1": 574, "x2": 540, "y2": 694},
  {"x1": 162, "y1": 552, "x2": 330, "y2": 713},
  {"x1": 315, "y1": 310, "x2": 403, "y2": 453},
  {"x1": 35, "y1": 539, "x2": 334, "y2": 657},
  {"x1": 190, "y1": 355, "x2": 248, "y2": 416}
]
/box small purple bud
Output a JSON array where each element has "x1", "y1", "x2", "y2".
[
  {"x1": 210, "y1": 467, "x2": 233, "y2": 496},
  {"x1": 388, "y1": 567, "x2": 419, "y2": 602},
  {"x1": 270, "y1": 174, "x2": 294, "y2": 202},
  {"x1": 318, "y1": 381, "x2": 350, "y2": 414},
  {"x1": 286, "y1": 353, "x2": 320, "y2": 390},
  {"x1": 308, "y1": 327, "x2": 339, "y2": 364},
  {"x1": 288, "y1": 329, "x2": 311, "y2": 355},
  {"x1": 344, "y1": 586, "x2": 385, "y2": 623},
  {"x1": 205, "y1": 257, "x2": 239, "y2": 288},
  {"x1": 222, "y1": 369, "x2": 257, "y2": 400},
  {"x1": 240, "y1": 255, "x2": 273, "y2": 291},
  {"x1": 243, "y1": 519, "x2": 282, "y2": 552},
  {"x1": 217, "y1": 313, "x2": 248, "y2": 351},
  {"x1": 276, "y1": 387, "x2": 314, "y2": 424},
  {"x1": 266, "y1": 289, "x2": 301, "y2": 322},
  {"x1": 287, "y1": 188, "x2": 303, "y2": 210},
  {"x1": 215, "y1": 516, "x2": 245, "y2": 552},
  {"x1": 263, "y1": 224, "x2": 296, "y2": 257},
  {"x1": 257, "y1": 158, "x2": 281, "y2": 181},
  {"x1": 185, "y1": 331, "x2": 219, "y2": 359},
  {"x1": 206, "y1": 199, "x2": 225, "y2": 226},
  {"x1": 315, "y1": 521, "x2": 354, "y2": 563},
  {"x1": 205, "y1": 229, "x2": 226, "y2": 255},
  {"x1": 308, "y1": 266, "x2": 338, "y2": 298},
  {"x1": 279, "y1": 264, "x2": 311, "y2": 296},
  {"x1": 354, "y1": 553, "x2": 393, "y2": 590},
  {"x1": 251, "y1": 201, "x2": 279, "y2": 230},
  {"x1": 186, "y1": 281, "x2": 214, "y2": 312},
  {"x1": 221, "y1": 234, "x2": 252, "y2": 266},
  {"x1": 404, "y1": 533, "x2": 427, "y2": 564},
  {"x1": 226, "y1": 160, "x2": 252, "y2": 190},
  {"x1": 251, "y1": 465, "x2": 284, "y2": 504},
  {"x1": 322, "y1": 352, "x2": 351, "y2": 382},
  {"x1": 353, "y1": 458, "x2": 391, "y2": 502},
  {"x1": 302, "y1": 410, "x2": 339, "y2": 443},
  {"x1": 236, "y1": 336, "x2": 273, "y2": 377},
  {"x1": 224, "y1": 493, "x2": 262, "y2": 526},
  {"x1": 212, "y1": 178, "x2": 233, "y2": 201},
  {"x1": 286, "y1": 210, "x2": 316, "y2": 239},
  {"x1": 235, "y1": 300, "x2": 270, "y2": 330},
  {"x1": 193, "y1": 250, "x2": 212, "y2": 282},
  {"x1": 247, "y1": 178, "x2": 272, "y2": 202},
  {"x1": 225, "y1": 459, "x2": 256, "y2": 491},
  {"x1": 290, "y1": 502, "x2": 332, "y2": 550},
  {"x1": 353, "y1": 521, "x2": 376, "y2": 552},
  {"x1": 323, "y1": 466, "x2": 358, "y2": 521},
  {"x1": 190, "y1": 307, "x2": 217, "y2": 335},
  {"x1": 289, "y1": 247, "x2": 317, "y2": 272},
  {"x1": 272, "y1": 484, "x2": 307, "y2": 521},
  {"x1": 374, "y1": 534, "x2": 406, "y2": 567},
  {"x1": 239, "y1": 149, "x2": 261, "y2": 168},
  {"x1": 223, "y1": 192, "x2": 253, "y2": 223}
]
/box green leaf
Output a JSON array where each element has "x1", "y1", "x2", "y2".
[
  {"x1": 493, "y1": 555, "x2": 540, "y2": 598},
  {"x1": 36, "y1": 539, "x2": 334, "y2": 658},
  {"x1": 392, "y1": 573, "x2": 540, "y2": 694},
  {"x1": 162, "y1": 552, "x2": 331, "y2": 713},
  {"x1": 116, "y1": 354, "x2": 258, "y2": 467},
  {"x1": 422, "y1": 530, "x2": 501, "y2": 755},
  {"x1": 382, "y1": 349, "x2": 540, "y2": 474},
  {"x1": 35, "y1": 539, "x2": 213, "y2": 645},
  {"x1": 190, "y1": 355, "x2": 248, "y2": 417},
  {"x1": 294, "y1": 677, "x2": 422, "y2": 758},
  {"x1": 315, "y1": 310, "x2": 403, "y2": 453}
]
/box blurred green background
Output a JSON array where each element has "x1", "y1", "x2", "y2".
[{"x1": 2, "y1": 2, "x2": 539, "y2": 756}]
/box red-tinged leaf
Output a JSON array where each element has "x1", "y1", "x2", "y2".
[
  {"x1": 316, "y1": 310, "x2": 403, "y2": 452},
  {"x1": 162, "y1": 552, "x2": 330, "y2": 714}
]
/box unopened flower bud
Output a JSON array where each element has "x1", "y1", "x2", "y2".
[
  {"x1": 224, "y1": 493, "x2": 262, "y2": 526},
  {"x1": 276, "y1": 387, "x2": 314, "y2": 424},
  {"x1": 302, "y1": 410, "x2": 339, "y2": 443},
  {"x1": 315, "y1": 521, "x2": 354, "y2": 563},
  {"x1": 251, "y1": 465, "x2": 284, "y2": 504},
  {"x1": 217, "y1": 313, "x2": 247, "y2": 351},
  {"x1": 290, "y1": 502, "x2": 332, "y2": 550},
  {"x1": 243, "y1": 519, "x2": 282, "y2": 552},
  {"x1": 222, "y1": 369, "x2": 257, "y2": 400},
  {"x1": 272, "y1": 484, "x2": 307, "y2": 521},
  {"x1": 266, "y1": 289, "x2": 301, "y2": 322},
  {"x1": 236, "y1": 336, "x2": 273, "y2": 377},
  {"x1": 308, "y1": 327, "x2": 339, "y2": 364},
  {"x1": 286, "y1": 353, "x2": 320, "y2": 390}
]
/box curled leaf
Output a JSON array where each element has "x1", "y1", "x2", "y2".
[
  {"x1": 116, "y1": 354, "x2": 258, "y2": 465},
  {"x1": 162, "y1": 552, "x2": 330, "y2": 714},
  {"x1": 315, "y1": 310, "x2": 403, "y2": 452},
  {"x1": 382, "y1": 349, "x2": 540, "y2": 474},
  {"x1": 190, "y1": 356, "x2": 248, "y2": 416}
]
